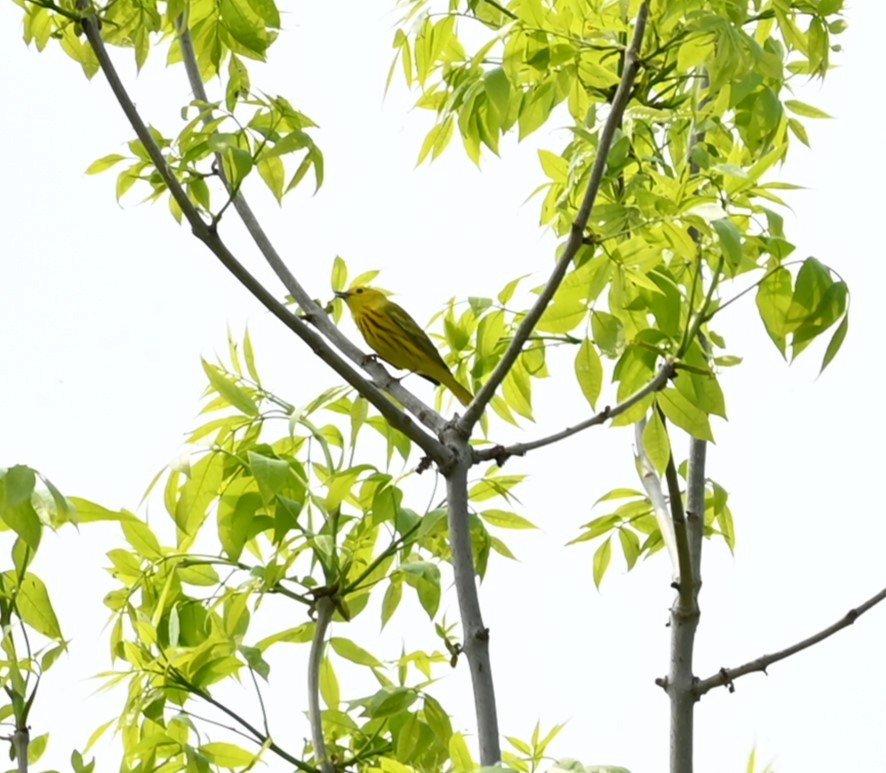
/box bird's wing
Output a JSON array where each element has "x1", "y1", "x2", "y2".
[{"x1": 386, "y1": 302, "x2": 452, "y2": 374}]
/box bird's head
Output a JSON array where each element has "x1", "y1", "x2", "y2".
[{"x1": 335, "y1": 286, "x2": 388, "y2": 313}]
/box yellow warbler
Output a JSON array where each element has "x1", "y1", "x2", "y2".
[{"x1": 336, "y1": 286, "x2": 473, "y2": 406}]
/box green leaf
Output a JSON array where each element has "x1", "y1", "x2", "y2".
[
  {"x1": 245, "y1": 0, "x2": 280, "y2": 28},
  {"x1": 257, "y1": 155, "x2": 285, "y2": 202},
  {"x1": 641, "y1": 412, "x2": 670, "y2": 476},
  {"x1": 518, "y1": 80, "x2": 554, "y2": 140},
  {"x1": 450, "y1": 732, "x2": 475, "y2": 773},
  {"x1": 14, "y1": 572, "x2": 63, "y2": 639},
  {"x1": 820, "y1": 314, "x2": 848, "y2": 373},
  {"x1": 219, "y1": 0, "x2": 270, "y2": 55},
  {"x1": 121, "y1": 519, "x2": 162, "y2": 559},
  {"x1": 479, "y1": 509, "x2": 537, "y2": 529},
  {"x1": 502, "y1": 364, "x2": 533, "y2": 420},
  {"x1": 756, "y1": 267, "x2": 793, "y2": 355},
  {"x1": 331, "y1": 255, "x2": 348, "y2": 293},
  {"x1": 618, "y1": 528, "x2": 641, "y2": 571},
  {"x1": 484, "y1": 67, "x2": 511, "y2": 117},
  {"x1": 86, "y1": 154, "x2": 126, "y2": 174},
  {"x1": 367, "y1": 686, "x2": 418, "y2": 718},
  {"x1": 656, "y1": 388, "x2": 714, "y2": 441},
  {"x1": 788, "y1": 117, "x2": 811, "y2": 147},
  {"x1": 201, "y1": 360, "x2": 258, "y2": 415},
  {"x1": 592, "y1": 537, "x2": 612, "y2": 588},
  {"x1": 256, "y1": 622, "x2": 314, "y2": 650},
  {"x1": 591, "y1": 311, "x2": 625, "y2": 358},
  {"x1": 399, "y1": 562, "x2": 441, "y2": 618},
  {"x1": 199, "y1": 742, "x2": 257, "y2": 769},
  {"x1": 381, "y1": 579, "x2": 402, "y2": 628},
  {"x1": 329, "y1": 637, "x2": 383, "y2": 668},
  {"x1": 574, "y1": 338, "x2": 603, "y2": 410},
  {"x1": 784, "y1": 99, "x2": 832, "y2": 119},
  {"x1": 418, "y1": 117, "x2": 454, "y2": 164},
  {"x1": 319, "y1": 655, "x2": 340, "y2": 709},
  {"x1": 537, "y1": 149, "x2": 567, "y2": 183},
  {"x1": 712, "y1": 218, "x2": 743, "y2": 268},
  {"x1": 0, "y1": 466, "x2": 42, "y2": 551},
  {"x1": 178, "y1": 563, "x2": 220, "y2": 586},
  {"x1": 537, "y1": 296, "x2": 585, "y2": 334},
  {"x1": 27, "y1": 733, "x2": 48, "y2": 764},
  {"x1": 248, "y1": 451, "x2": 294, "y2": 503}
]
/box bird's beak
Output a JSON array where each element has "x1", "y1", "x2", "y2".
[{"x1": 334, "y1": 290, "x2": 351, "y2": 299}]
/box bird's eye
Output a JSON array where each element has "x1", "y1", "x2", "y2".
[{"x1": 356, "y1": 288, "x2": 364, "y2": 294}]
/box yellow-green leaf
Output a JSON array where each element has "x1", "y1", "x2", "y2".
[{"x1": 575, "y1": 338, "x2": 603, "y2": 409}]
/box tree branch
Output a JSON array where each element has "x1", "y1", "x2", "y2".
[
  {"x1": 443, "y1": 428, "x2": 500, "y2": 765},
  {"x1": 473, "y1": 360, "x2": 673, "y2": 464},
  {"x1": 663, "y1": 436, "x2": 702, "y2": 773},
  {"x1": 695, "y1": 584, "x2": 886, "y2": 698},
  {"x1": 307, "y1": 596, "x2": 334, "y2": 773},
  {"x1": 175, "y1": 25, "x2": 446, "y2": 431},
  {"x1": 76, "y1": 8, "x2": 450, "y2": 463},
  {"x1": 456, "y1": 1, "x2": 649, "y2": 432}
]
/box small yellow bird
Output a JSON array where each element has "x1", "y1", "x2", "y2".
[{"x1": 336, "y1": 286, "x2": 473, "y2": 406}]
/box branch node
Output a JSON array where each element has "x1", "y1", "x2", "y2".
[
  {"x1": 488, "y1": 444, "x2": 510, "y2": 468},
  {"x1": 719, "y1": 667, "x2": 735, "y2": 693}
]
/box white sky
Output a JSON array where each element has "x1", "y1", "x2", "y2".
[{"x1": 2, "y1": 1, "x2": 885, "y2": 771}]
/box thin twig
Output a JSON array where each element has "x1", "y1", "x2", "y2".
[
  {"x1": 173, "y1": 672, "x2": 316, "y2": 772},
  {"x1": 343, "y1": 520, "x2": 423, "y2": 595},
  {"x1": 473, "y1": 360, "x2": 673, "y2": 464},
  {"x1": 248, "y1": 667, "x2": 271, "y2": 737},
  {"x1": 457, "y1": 2, "x2": 649, "y2": 432},
  {"x1": 75, "y1": 9, "x2": 449, "y2": 463},
  {"x1": 695, "y1": 584, "x2": 886, "y2": 697},
  {"x1": 177, "y1": 708, "x2": 261, "y2": 745}
]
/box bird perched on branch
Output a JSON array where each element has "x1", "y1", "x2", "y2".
[{"x1": 336, "y1": 286, "x2": 473, "y2": 406}]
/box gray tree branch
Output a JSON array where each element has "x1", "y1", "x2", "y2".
[
  {"x1": 696, "y1": 584, "x2": 886, "y2": 697},
  {"x1": 473, "y1": 361, "x2": 673, "y2": 464},
  {"x1": 442, "y1": 427, "x2": 500, "y2": 765}
]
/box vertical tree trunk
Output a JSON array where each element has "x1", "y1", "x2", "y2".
[
  {"x1": 443, "y1": 430, "x2": 501, "y2": 765},
  {"x1": 669, "y1": 438, "x2": 706, "y2": 773}
]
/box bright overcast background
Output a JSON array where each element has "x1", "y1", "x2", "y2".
[{"x1": 2, "y1": 1, "x2": 885, "y2": 771}]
